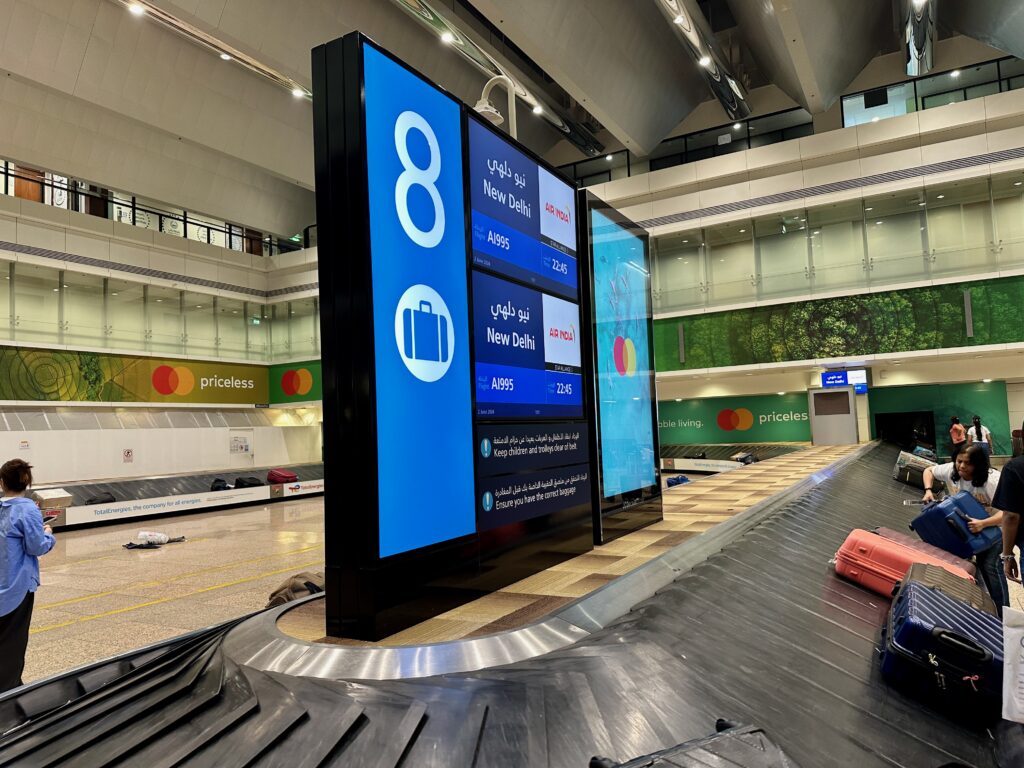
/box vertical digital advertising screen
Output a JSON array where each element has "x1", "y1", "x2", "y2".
[
  {"x1": 589, "y1": 203, "x2": 659, "y2": 503},
  {"x1": 362, "y1": 44, "x2": 476, "y2": 557},
  {"x1": 468, "y1": 116, "x2": 591, "y2": 532}
]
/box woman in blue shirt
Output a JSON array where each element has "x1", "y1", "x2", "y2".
[{"x1": 0, "y1": 459, "x2": 54, "y2": 692}]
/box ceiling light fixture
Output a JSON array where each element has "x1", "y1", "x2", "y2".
[
  {"x1": 871, "y1": 116, "x2": 879, "y2": 123},
  {"x1": 739, "y1": 228, "x2": 746, "y2": 233},
  {"x1": 936, "y1": 194, "x2": 945, "y2": 199},
  {"x1": 605, "y1": 154, "x2": 613, "y2": 161},
  {"x1": 876, "y1": 221, "x2": 883, "y2": 225},
  {"x1": 1015, "y1": 181, "x2": 1023, "y2": 187},
  {"x1": 865, "y1": 207, "x2": 873, "y2": 211},
  {"x1": 220, "y1": 53, "x2": 231, "y2": 61},
  {"x1": 128, "y1": 3, "x2": 145, "y2": 16},
  {"x1": 951, "y1": 69, "x2": 961, "y2": 78},
  {"x1": 983, "y1": 378, "x2": 992, "y2": 383},
  {"x1": 918, "y1": 202, "x2": 926, "y2": 206},
  {"x1": 673, "y1": 14, "x2": 684, "y2": 24},
  {"x1": 777, "y1": 391, "x2": 785, "y2": 396},
  {"x1": 440, "y1": 31, "x2": 455, "y2": 44},
  {"x1": 733, "y1": 122, "x2": 742, "y2": 130},
  {"x1": 532, "y1": 104, "x2": 543, "y2": 115},
  {"x1": 674, "y1": 397, "x2": 682, "y2": 401},
  {"x1": 291, "y1": 87, "x2": 304, "y2": 98},
  {"x1": 698, "y1": 55, "x2": 711, "y2": 68}
]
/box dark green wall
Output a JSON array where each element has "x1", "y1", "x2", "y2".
[
  {"x1": 867, "y1": 381, "x2": 1010, "y2": 455},
  {"x1": 657, "y1": 274, "x2": 1024, "y2": 371}
]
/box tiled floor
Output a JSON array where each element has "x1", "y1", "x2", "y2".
[
  {"x1": 26, "y1": 498, "x2": 326, "y2": 683},
  {"x1": 279, "y1": 444, "x2": 857, "y2": 645}
]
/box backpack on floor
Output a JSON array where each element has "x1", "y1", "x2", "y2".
[{"x1": 266, "y1": 571, "x2": 325, "y2": 608}]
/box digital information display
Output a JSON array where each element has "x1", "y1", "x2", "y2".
[
  {"x1": 363, "y1": 45, "x2": 476, "y2": 557},
  {"x1": 468, "y1": 119, "x2": 578, "y2": 300},
  {"x1": 468, "y1": 117, "x2": 590, "y2": 530},
  {"x1": 473, "y1": 271, "x2": 583, "y2": 418},
  {"x1": 591, "y1": 208, "x2": 657, "y2": 499},
  {"x1": 821, "y1": 369, "x2": 868, "y2": 394}
]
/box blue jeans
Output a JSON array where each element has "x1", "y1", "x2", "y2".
[{"x1": 976, "y1": 541, "x2": 1008, "y2": 617}]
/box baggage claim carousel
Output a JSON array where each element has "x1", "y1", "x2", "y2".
[{"x1": 0, "y1": 443, "x2": 1015, "y2": 766}]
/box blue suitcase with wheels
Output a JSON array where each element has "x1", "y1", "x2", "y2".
[
  {"x1": 402, "y1": 301, "x2": 448, "y2": 362},
  {"x1": 909, "y1": 491, "x2": 1001, "y2": 559},
  {"x1": 880, "y1": 579, "x2": 1002, "y2": 719}
]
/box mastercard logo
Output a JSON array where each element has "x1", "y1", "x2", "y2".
[
  {"x1": 152, "y1": 365, "x2": 195, "y2": 396},
  {"x1": 612, "y1": 336, "x2": 637, "y2": 377},
  {"x1": 281, "y1": 368, "x2": 314, "y2": 397},
  {"x1": 717, "y1": 408, "x2": 754, "y2": 431}
]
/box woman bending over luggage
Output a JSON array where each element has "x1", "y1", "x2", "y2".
[
  {"x1": 923, "y1": 444, "x2": 1009, "y2": 614},
  {"x1": 0, "y1": 459, "x2": 54, "y2": 692},
  {"x1": 967, "y1": 415, "x2": 993, "y2": 457}
]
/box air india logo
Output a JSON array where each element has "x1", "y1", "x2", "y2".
[
  {"x1": 717, "y1": 408, "x2": 754, "y2": 431},
  {"x1": 152, "y1": 365, "x2": 195, "y2": 396},
  {"x1": 281, "y1": 368, "x2": 314, "y2": 397}
]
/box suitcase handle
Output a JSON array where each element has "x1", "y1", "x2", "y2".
[
  {"x1": 931, "y1": 628, "x2": 992, "y2": 662},
  {"x1": 944, "y1": 515, "x2": 970, "y2": 542}
]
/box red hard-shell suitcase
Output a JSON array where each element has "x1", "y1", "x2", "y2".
[
  {"x1": 267, "y1": 469, "x2": 298, "y2": 484},
  {"x1": 834, "y1": 529, "x2": 974, "y2": 597},
  {"x1": 873, "y1": 526, "x2": 977, "y2": 578}
]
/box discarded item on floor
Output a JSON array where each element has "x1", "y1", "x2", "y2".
[{"x1": 267, "y1": 571, "x2": 325, "y2": 608}]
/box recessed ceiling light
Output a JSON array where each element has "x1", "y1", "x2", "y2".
[
  {"x1": 674, "y1": 397, "x2": 682, "y2": 401},
  {"x1": 676, "y1": 257, "x2": 683, "y2": 260},
  {"x1": 196, "y1": 305, "x2": 202, "y2": 308},
  {"x1": 111, "y1": 292, "x2": 118, "y2": 296},
  {"x1": 291, "y1": 87, "x2": 304, "y2": 98},
  {"x1": 777, "y1": 391, "x2": 785, "y2": 396},
  {"x1": 156, "y1": 299, "x2": 163, "y2": 302},
  {"x1": 871, "y1": 116, "x2": 879, "y2": 123},
  {"x1": 739, "y1": 228, "x2": 746, "y2": 233},
  {"x1": 1015, "y1": 181, "x2": 1023, "y2": 187},
  {"x1": 698, "y1": 55, "x2": 711, "y2": 67},
  {"x1": 128, "y1": 3, "x2": 145, "y2": 16},
  {"x1": 813, "y1": 230, "x2": 820, "y2": 235},
  {"x1": 220, "y1": 53, "x2": 231, "y2": 61},
  {"x1": 440, "y1": 31, "x2": 455, "y2": 44},
  {"x1": 682, "y1": 239, "x2": 688, "y2": 243},
  {"x1": 983, "y1": 378, "x2": 992, "y2": 383},
  {"x1": 865, "y1": 207, "x2": 873, "y2": 211},
  {"x1": 876, "y1": 220, "x2": 883, "y2": 225},
  {"x1": 532, "y1": 104, "x2": 543, "y2": 115},
  {"x1": 52, "y1": 288, "x2": 58, "y2": 292},
  {"x1": 951, "y1": 69, "x2": 961, "y2": 78},
  {"x1": 673, "y1": 14, "x2": 684, "y2": 24},
  {"x1": 936, "y1": 194, "x2": 945, "y2": 199},
  {"x1": 745, "y1": 373, "x2": 753, "y2": 376},
  {"x1": 605, "y1": 154, "x2": 613, "y2": 161},
  {"x1": 733, "y1": 122, "x2": 742, "y2": 130},
  {"x1": 918, "y1": 202, "x2": 926, "y2": 206},
  {"x1": 719, "y1": 258, "x2": 725, "y2": 262}
]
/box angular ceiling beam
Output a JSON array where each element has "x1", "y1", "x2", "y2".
[{"x1": 943, "y1": 1, "x2": 1024, "y2": 62}]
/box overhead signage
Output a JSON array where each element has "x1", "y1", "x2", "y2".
[
  {"x1": 363, "y1": 43, "x2": 476, "y2": 558},
  {"x1": 822, "y1": 369, "x2": 868, "y2": 394}
]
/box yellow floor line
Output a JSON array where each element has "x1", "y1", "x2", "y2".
[
  {"x1": 31, "y1": 559, "x2": 324, "y2": 635},
  {"x1": 37, "y1": 543, "x2": 324, "y2": 610}
]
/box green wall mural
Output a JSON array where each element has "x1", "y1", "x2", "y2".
[
  {"x1": 656, "y1": 275, "x2": 1024, "y2": 371},
  {"x1": 658, "y1": 393, "x2": 811, "y2": 445},
  {"x1": 868, "y1": 381, "x2": 1011, "y2": 455}
]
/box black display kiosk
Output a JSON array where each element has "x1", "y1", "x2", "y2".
[{"x1": 312, "y1": 33, "x2": 660, "y2": 640}]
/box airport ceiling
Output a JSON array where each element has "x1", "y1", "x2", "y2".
[{"x1": 2, "y1": 0, "x2": 1019, "y2": 192}]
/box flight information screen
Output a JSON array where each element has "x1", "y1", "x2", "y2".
[{"x1": 468, "y1": 119, "x2": 578, "y2": 300}]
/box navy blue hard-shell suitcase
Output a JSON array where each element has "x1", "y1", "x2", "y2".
[
  {"x1": 909, "y1": 491, "x2": 1001, "y2": 559},
  {"x1": 880, "y1": 579, "x2": 1002, "y2": 718}
]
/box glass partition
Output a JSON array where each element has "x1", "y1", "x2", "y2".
[
  {"x1": 705, "y1": 221, "x2": 754, "y2": 304},
  {"x1": 807, "y1": 201, "x2": 866, "y2": 292},
  {"x1": 107, "y1": 279, "x2": 146, "y2": 350},
  {"x1": 652, "y1": 230, "x2": 704, "y2": 311},
  {"x1": 13, "y1": 263, "x2": 60, "y2": 344},
  {"x1": 246, "y1": 303, "x2": 269, "y2": 360},
  {"x1": 147, "y1": 286, "x2": 183, "y2": 355},
  {"x1": 991, "y1": 172, "x2": 1024, "y2": 269},
  {"x1": 863, "y1": 192, "x2": 928, "y2": 284},
  {"x1": 183, "y1": 292, "x2": 217, "y2": 357},
  {"x1": 288, "y1": 298, "x2": 320, "y2": 359},
  {"x1": 924, "y1": 179, "x2": 993, "y2": 277},
  {"x1": 62, "y1": 271, "x2": 106, "y2": 348},
  {"x1": 217, "y1": 296, "x2": 247, "y2": 358},
  {"x1": 753, "y1": 211, "x2": 810, "y2": 298}
]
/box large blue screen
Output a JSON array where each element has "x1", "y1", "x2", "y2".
[
  {"x1": 363, "y1": 44, "x2": 476, "y2": 557},
  {"x1": 592, "y1": 209, "x2": 656, "y2": 498}
]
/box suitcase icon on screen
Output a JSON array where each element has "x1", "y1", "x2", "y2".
[{"x1": 403, "y1": 301, "x2": 449, "y2": 363}]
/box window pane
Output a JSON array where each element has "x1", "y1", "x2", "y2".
[
  {"x1": 923, "y1": 179, "x2": 993, "y2": 277},
  {"x1": 13, "y1": 263, "x2": 60, "y2": 344},
  {"x1": 807, "y1": 201, "x2": 866, "y2": 292},
  {"x1": 246, "y1": 304, "x2": 269, "y2": 360},
  {"x1": 652, "y1": 230, "x2": 704, "y2": 312},
  {"x1": 863, "y1": 192, "x2": 928, "y2": 283},
  {"x1": 107, "y1": 279, "x2": 146, "y2": 350},
  {"x1": 705, "y1": 221, "x2": 754, "y2": 305},
  {"x1": 842, "y1": 82, "x2": 915, "y2": 127},
  {"x1": 217, "y1": 296, "x2": 247, "y2": 358},
  {"x1": 754, "y1": 211, "x2": 810, "y2": 299},
  {"x1": 147, "y1": 286, "x2": 182, "y2": 354},
  {"x1": 184, "y1": 292, "x2": 216, "y2": 356},
  {"x1": 288, "y1": 298, "x2": 320, "y2": 358},
  {"x1": 992, "y1": 172, "x2": 1024, "y2": 269},
  {"x1": 63, "y1": 272, "x2": 106, "y2": 348}
]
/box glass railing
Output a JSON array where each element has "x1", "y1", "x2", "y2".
[
  {"x1": 0, "y1": 164, "x2": 304, "y2": 258},
  {"x1": 652, "y1": 171, "x2": 1024, "y2": 314},
  {"x1": 841, "y1": 57, "x2": 1023, "y2": 127}
]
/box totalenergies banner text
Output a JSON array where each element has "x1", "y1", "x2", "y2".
[
  {"x1": 0, "y1": 347, "x2": 268, "y2": 405},
  {"x1": 657, "y1": 393, "x2": 810, "y2": 444}
]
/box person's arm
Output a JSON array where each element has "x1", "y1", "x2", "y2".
[
  {"x1": 1003, "y1": 511, "x2": 1021, "y2": 581},
  {"x1": 17, "y1": 508, "x2": 54, "y2": 557},
  {"x1": 922, "y1": 466, "x2": 937, "y2": 502},
  {"x1": 969, "y1": 508, "x2": 1002, "y2": 532}
]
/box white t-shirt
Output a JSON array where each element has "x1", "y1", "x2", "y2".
[
  {"x1": 931, "y1": 462, "x2": 1000, "y2": 507},
  {"x1": 967, "y1": 425, "x2": 992, "y2": 444}
]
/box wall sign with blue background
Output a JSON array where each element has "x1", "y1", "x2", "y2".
[
  {"x1": 363, "y1": 44, "x2": 476, "y2": 557},
  {"x1": 821, "y1": 369, "x2": 868, "y2": 394}
]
